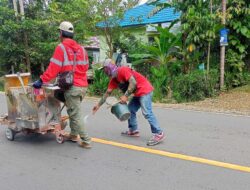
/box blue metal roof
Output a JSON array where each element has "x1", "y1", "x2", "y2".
[
  {"x1": 97, "y1": 0, "x2": 181, "y2": 28},
  {"x1": 120, "y1": 2, "x2": 180, "y2": 27}
]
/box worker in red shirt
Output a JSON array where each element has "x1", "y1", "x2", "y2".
[
  {"x1": 33, "y1": 21, "x2": 91, "y2": 148},
  {"x1": 92, "y1": 59, "x2": 164, "y2": 146}
]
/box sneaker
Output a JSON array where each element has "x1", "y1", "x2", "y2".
[
  {"x1": 63, "y1": 132, "x2": 79, "y2": 142},
  {"x1": 121, "y1": 130, "x2": 140, "y2": 137},
  {"x1": 147, "y1": 132, "x2": 165, "y2": 146},
  {"x1": 78, "y1": 140, "x2": 92, "y2": 149}
]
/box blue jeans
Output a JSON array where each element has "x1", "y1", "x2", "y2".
[{"x1": 128, "y1": 92, "x2": 162, "y2": 134}]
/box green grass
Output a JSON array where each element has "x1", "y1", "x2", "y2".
[{"x1": 232, "y1": 84, "x2": 250, "y2": 93}]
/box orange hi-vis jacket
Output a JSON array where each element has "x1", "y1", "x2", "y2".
[{"x1": 40, "y1": 39, "x2": 89, "y2": 87}]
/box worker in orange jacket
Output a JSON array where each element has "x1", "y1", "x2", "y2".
[{"x1": 33, "y1": 21, "x2": 91, "y2": 148}]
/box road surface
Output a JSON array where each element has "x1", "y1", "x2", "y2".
[{"x1": 0, "y1": 93, "x2": 249, "y2": 190}]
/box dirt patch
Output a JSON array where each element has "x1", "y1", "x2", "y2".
[
  {"x1": 88, "y1": 89, "x2": 250, "y2": 116},
  {"x1": 156, "y1": 90, "x2": 250, "y2": 116},
  {"x1": 87, "y1": 86, "x2": 250, "y2": 116}
]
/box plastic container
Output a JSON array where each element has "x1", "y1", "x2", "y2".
[{"x1": 5, "y1": 73, "x2": 30, "y2": 88}]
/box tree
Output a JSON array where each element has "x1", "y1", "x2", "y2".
[
  {"x1": 130, "y1": 27, "x2": 182, "y2": 100},
  {"x1": 225, "y1": 0, "x2": 250, "y2": 87},
  {"x1": 172, "y1": 0, "x2": 220, "y2": 74},
  {"x1": 87, "y1": 0, "x2": 139, "y2": 58},
  {"x1": 0, "y1": 0, "x2": 54, "y2": 74},
  {"x1": 0, "y1": 0, "x2": 90, "y2": 76}
]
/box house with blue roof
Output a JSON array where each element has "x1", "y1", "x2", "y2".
[
  {"x1": 119, "y1": 1, "x2": 180, "y2": 27},
  {"x1": 97, "y1": 0, "x2": 181, "y2": 61}
]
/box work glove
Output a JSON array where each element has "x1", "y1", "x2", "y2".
[
  {"x1": 33, "y1": 78, "x2": 43, "y2": 89},
  {"x1": 92, "y1": 104, "x2": 100, "y2": 115}
]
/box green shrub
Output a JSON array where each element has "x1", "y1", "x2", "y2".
[
  {"x1": 87, "y1": 69, "x2": 109, "y2": 96},
  {"x1": 0, "y1": 77, "x2": 4, "y2": 91},
  {"x1": 173, "y1": 69, "x2": 219, "y2": 102},
  {"x1": 225, "y1": 71, "x2": 250, "y2": 90},
  {"x1": 243, "y1": 72, "x2": 250, "y2": 84},
  {"x1": 225, "y1": 72, "x2": 236, "y2": 90},
  {"x1": 149, "y1": 65, "x2": 168, "y2": 101}
]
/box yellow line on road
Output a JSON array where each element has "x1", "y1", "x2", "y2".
[{"x1": 92, "y1": 137, "x2": 250, "y2": 173}]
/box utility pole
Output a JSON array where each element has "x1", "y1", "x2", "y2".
[{"x1": 220, "y1": 0, "x2": 226, "y2": 90}]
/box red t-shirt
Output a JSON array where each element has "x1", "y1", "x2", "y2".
[{"x1": 108, "y1": 67, "x2": 153, "y2": 97}]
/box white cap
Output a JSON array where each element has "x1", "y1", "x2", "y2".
[{"x1": 59, "y1": 21, "x2": 74, "y2": 33}]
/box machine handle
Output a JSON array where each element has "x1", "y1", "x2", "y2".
[{"x1": 16, "y1": 72, "x2": 27, "y2": 94}]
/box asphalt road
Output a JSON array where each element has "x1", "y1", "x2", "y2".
[{"x1": 0, "y1": 93, "x2": 250, "y2": 190}]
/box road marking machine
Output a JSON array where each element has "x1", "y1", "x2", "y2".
[{"x1": 0, "y1": 72, "x2": 68, "y2": 143}]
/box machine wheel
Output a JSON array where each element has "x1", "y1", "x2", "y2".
[
  {"x1": 5, "y1": 128, "x2": 16, "y2": 141},
  {"x1": 56, "y1": 134, "x2": 64, "y2": 144}
]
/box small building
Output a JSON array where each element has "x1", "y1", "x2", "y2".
[
  {"x1": 84, "y1": 37, "x2": 100, "y2": 81},
  {"x1": 97, "y1": 0, "x2": 181, "y2": 62},
  {"x1": 84, "y1": 36, "x2": 100, "y2": 65}
]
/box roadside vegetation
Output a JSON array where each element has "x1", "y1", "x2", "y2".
[{"x1": 0, "y1": 0, "x2": 249, "y2": 103}]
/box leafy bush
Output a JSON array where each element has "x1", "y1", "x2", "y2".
[
  {"x1": 225, "y1": 49, "x2": 245, "y2": 86},
  {"x1": 87, "y1": 69, "x2": 109, "y2": 96},
  {"x1": 173, "y1": 69, "x2": 219, "y2": 102},
  {"x1": 0, "y1": 77, "x2": 4, "y2": 91},
  {"x1": 225, "y1": 71, "x2": 250, "y2": 90},
  {"x1": 132, "y1": 61, "x2": 152, "y2": 79},
  {"x1": 150, "y1": 65, "x2": 168, "y2": 101},
  {"x1": 244, "y1": 72, "x2": 250, "y2": 84}
]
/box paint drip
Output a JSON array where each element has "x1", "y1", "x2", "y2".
[{"x1": 83, "y1": 114, "x2": 90, "y2": 125}]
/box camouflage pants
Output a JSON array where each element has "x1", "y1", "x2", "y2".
[{"x1": 64, "y1": 86, "x2": 91, "y2": 143}]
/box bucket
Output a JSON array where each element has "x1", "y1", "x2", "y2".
[{"x1": 111, "y1": 103, "x2": 131, "y2": 121}]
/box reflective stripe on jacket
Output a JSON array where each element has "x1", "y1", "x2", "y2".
[{"x1": 40, "y1": 39, "x2": 89, "y2": 87}]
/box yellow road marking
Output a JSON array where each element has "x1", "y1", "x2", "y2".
[{"x1": 92, "y1": 138, "x2": 250, "y2": 173}]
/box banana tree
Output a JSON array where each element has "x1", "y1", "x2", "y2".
[{"x1": 131, "y1": 26, "x2": 182, "y2": 100}]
